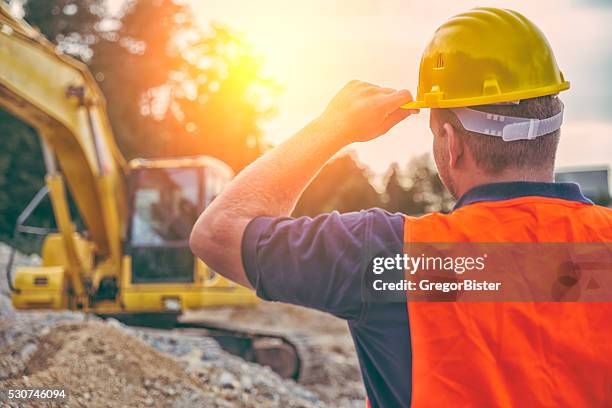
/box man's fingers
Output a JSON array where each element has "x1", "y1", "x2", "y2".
[
  {"x1": 354, "y1": 82, "x2": 400, "y2": 96},
  {"x1": 323, "y1": 80, "x2": 420, "y2": 143},
  {"x1": 346, "y1": 81, "x2": 412, "y2": 103},
  {"x1": 380, "y1": 89, "x2": 415, "y2": 109},
  {"x1": 380, "y1": 107, "x2": 413, "y2": 133},
  {"x1": 359, "y1": 82, "x2": 386, "y2": 95},
  {"x1": 366, "y1": 86, "x2": 399, "y2": 96},
  {"x1": 379, "y1": 87, "x2": 398, "y2": 94}
]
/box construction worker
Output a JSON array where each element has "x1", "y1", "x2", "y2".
[{"x1": 190, "y1": 7, "x2": 612, "y2": 407}]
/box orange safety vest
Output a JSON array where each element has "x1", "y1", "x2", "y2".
[{"x1": 405, "y1": 196, "x2": 612, "y2": 407}]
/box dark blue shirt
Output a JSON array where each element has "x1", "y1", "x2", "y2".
[{"x1": 240, "y1": 182, "x2": 591, "y2": 408}]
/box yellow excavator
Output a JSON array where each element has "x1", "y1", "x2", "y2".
[{"x1": 1, "y1": 4, "x2": 321, "y2": 381}]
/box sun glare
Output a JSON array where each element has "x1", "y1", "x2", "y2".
[{"x1": 189, "y1": 0, "x2": 612, "y2": 173}]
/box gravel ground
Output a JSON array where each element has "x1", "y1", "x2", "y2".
[
  {"x1": 0, "y1": 243, "x2": 365, "y2": 407},
  {"x1": 183, "y1": 303, "x2": 365, "y2": 404}
]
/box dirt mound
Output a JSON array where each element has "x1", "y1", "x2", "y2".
[
  {"x1": 1, "y1": 321, "x2": 327, "y2": 408},
  {"x1": 2, "y1": 321, "x2": 215, "y2": 407}
]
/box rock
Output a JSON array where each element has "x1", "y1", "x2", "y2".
[
  {"x1": 105, "y1": 318, "x2": 124, "y2": 329},
  {"x1": 218, "y1": 371, "x2": 238, "y2": 389},
  {"x1": 19, "y1": 342, "x2": 37, "y2": 361},
  {"x1": 240, "y1": 374, "x2": 253, "y2": 391}
]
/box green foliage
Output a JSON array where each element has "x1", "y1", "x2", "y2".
[
  {"x1": 0, "y1": 110, "x2": 53, "y2": 252},
  {"x1": 294, "y1": 152, "x2": 454, "y2": 217},
  {"x1": 294, "y1": 153, "x2": 382, "y2": 216},
  {"x1": 592, "y1": 192, "x2": 611, "y2": 207},
  {"x1": 383, "y1": 154, "x2": 454, "y2": 214}
]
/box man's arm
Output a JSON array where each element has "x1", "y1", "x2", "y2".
[{"x1": 189, "y1": 80, "x2": 418, "y2": 287}]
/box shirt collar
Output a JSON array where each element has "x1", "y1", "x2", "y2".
[{"x1": 453, "y1": 181, "x2": 593, "y2": 211}]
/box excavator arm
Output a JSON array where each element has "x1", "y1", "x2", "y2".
[{"x1": 0, "y1": 4, "x2": 126, "y2": 261}]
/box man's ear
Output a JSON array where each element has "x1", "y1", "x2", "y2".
[{"x1": 443, "y1": 123, "x2": 464, "y2": 170}]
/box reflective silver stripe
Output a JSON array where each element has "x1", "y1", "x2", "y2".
[{"x1": 450, "y1": 102, "x2": 564, "y2": 141}]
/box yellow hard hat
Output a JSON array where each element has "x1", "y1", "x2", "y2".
[{"x1": 402, "y1": 8, "x2": 570, "y2": 109}]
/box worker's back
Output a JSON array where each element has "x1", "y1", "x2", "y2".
[
  {"x1": 406, "y1": 193, "x2": 612, "y2": 407},
  {"x1": 239, "y1": 182, "x2": 612, "y2": 407}
]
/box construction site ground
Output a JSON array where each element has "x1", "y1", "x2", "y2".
[{"x1": 0, "y1": 244, "x2": 365, "y2": 408}]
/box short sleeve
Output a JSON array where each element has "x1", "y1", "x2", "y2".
[{"x1": 241, "y1": 209, "x2": 404, "y2": 320}]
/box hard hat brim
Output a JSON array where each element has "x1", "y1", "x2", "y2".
[{"x1": 401, "y1": 81, "x2": 570, "y2": 110}]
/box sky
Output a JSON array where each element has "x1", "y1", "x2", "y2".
[{"x1": 188, "y1": 0, "x2": 612, "y2": 174}]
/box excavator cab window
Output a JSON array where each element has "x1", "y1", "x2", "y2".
[{"x1": 127, "y1": 167, "x2": 202, "y2": 284}]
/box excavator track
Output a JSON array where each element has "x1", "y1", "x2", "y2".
[
  {"x1": 173, "y1": 320, "x2": 327, "y2": 384},
  {"x1": 112, "y1": 315, "x2": 327, "y2": 384}
]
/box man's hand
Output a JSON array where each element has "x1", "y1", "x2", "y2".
[
  {"x1": 318, "y1": 80, "x2": 419, "y2": 144},
  {"x1": 190, "y1": 80, "x2": 418, "y2": 288}
]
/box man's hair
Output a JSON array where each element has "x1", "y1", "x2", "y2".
[{"x1": 433, "y1": 96, "x2": 562, "y2": 174}]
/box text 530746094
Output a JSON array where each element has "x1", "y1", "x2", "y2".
[{"x1": 1, "y1": 388, "x2": 68, "y2": 402}]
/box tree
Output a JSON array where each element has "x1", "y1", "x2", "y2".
[
  {"x1": 0, "y1": 110, "x2": 53, "y2": 251},
  {"x1": 21, "y1": 0, "x2": 279, "y2": 169},
  {"x1": 293, "y1": 152, "x2": 454, "y2": 217},
  {"x1": 293, "y1": 152, "x2": 382, "y2": 216},
  {"x1": 382, "y1": 162, "x2": 404, "y2": 213},
  {"x1": 165, "y1": 22, "x2": 280, "y2": 169},
  {"x1": 380, "y1": 154, "x2": 454, "y2": 215}
]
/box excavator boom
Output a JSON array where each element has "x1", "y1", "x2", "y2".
[{"x1": 0, "y1": 3, "x2": 125, "y2": 258}]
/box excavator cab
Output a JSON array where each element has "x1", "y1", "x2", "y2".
[
  {"x1": 117, "y1": 157, "x2": 259, "y2": 315},
  {"x1": 128, "y1": 165, "x2": 202, "y2": 284}
]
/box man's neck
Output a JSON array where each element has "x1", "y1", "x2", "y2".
[{"x1": 456, "y1": 169, "x2": 554, "y2": 199}]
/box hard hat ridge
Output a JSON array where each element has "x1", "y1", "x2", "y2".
[{"x1": 402, "y1": 7, "x2": 570, "y2": 110}]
